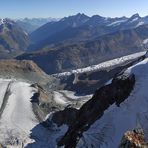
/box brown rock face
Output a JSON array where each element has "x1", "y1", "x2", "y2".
[
  {"x1": 52, "y1": 108, "x2": 78, "y2": 127},
  {"x1": 58, "y1": 73, "x2": 135, "y2": 148},
  {"x1": 119, "y1": 128, "x2": 148, "y2": 148},
  {"x1": 0, "y1": 59, "x2": 57, "y2": 88},
  {"x1": 0, "y1": 59, "x2": 46, "y2": 75}
]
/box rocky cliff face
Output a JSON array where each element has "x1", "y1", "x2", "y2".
[{"x1": 54, "y1": 73, "x2": 135, "y2": 148}]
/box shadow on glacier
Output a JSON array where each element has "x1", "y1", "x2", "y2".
[{"x1": 25, "y1": 119, "x2": 67, "y2": 148}]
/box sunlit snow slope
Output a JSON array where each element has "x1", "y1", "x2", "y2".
[
  {"x1": 0, "y1": 79, "x2": 38, "y2": 147},
  {"x1": 0, "y1": 79, "x2": 89, "y2": 147},
  {"x1": 77, "y1": 56, "x2": 148, "y2": 148}
]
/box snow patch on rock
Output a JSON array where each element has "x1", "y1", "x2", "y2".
[
  {"x1": 136, "y1": 21, "x2": 144, "y2": 27},
  {"x1": 107, "y1": 19, "x2": 127, "y2": 26},
  {"x1": 143, "y1": 38, "x2": 148, "y2": 44}
]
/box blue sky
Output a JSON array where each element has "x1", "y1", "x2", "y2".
[{"x1": 0, "y1": 0, "x2": 148, "y2": 18}]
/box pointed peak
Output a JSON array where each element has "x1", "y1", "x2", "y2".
[
  {"x1": 75, "y1": 13, "x2": 82, "y2": 16},
  {"x1": 91, "y1": 15, "x2": 104, "y2": 19},
  {"x1": 74, "y1": 13, "x2": 89, "y2": 19},
  {"x1": 60, "y1": 13, "x2": 89, "y2": 22},
  {"x1": 130, "y1": 13, "x2": 141, "y2": 19}
]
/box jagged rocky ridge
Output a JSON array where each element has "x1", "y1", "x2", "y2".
[
  {"x1": 30, "y1": 13, "x2": 148, "y2": 47},
  {"x1": 49, "y1": 52, "x2": 148, "y2": 148},
  {"x1": 52, "y1": 73, "x2": 136, "y2": 147}
]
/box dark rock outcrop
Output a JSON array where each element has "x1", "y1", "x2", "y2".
[
  {"x1": 58, "y1": 73, "x2": 135, "y2": 148},
  {"x1": 52, "y1": 107, "x2": 78, "y2": 127}
]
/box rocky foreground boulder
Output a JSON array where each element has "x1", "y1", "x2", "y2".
[{"x1": 119, "y1": 128, "x2": 148, "y2": 148}]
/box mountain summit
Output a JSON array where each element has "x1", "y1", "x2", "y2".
[{"x1": 0, "y1": 18, "x2": 29, "y2": 58}]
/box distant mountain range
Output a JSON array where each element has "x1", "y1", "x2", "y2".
[
  {"x1": 15, "y1": 17, "x2": 60, "y2": 33},
  {"x1": 29, "y1": 13, "x2": 148, "y2": 51},
  {"x1": 1, "y1": 13, "x2": 148, "y2": 148},
  {"x1": 17, "y1": 24, "x2": 148, "y2": 74},
  {"x1": 0, "y1": 13, "x2": 148, "y2": 73}
]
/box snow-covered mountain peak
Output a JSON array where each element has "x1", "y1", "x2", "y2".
[
  {"x1": 60, "y1": 13, "x2": 90, "y2": 26},
  {"x1": 0, "y1": 18, "x2": 15, "y2": 26},
  {"x1": 127, "y1": 13, "x2": 141, "y2": 24},
  {"x1": 0, "y1": 19, "x2": 4, "y2": 25},
  {"x1": 130, "y1": 13, "x2": 141, "y2": 19}
]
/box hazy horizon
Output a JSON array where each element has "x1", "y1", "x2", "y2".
[
  {"x1": 1, "y1": 12, "x2": 148, "y2": 20},
  {"x1": 0, "y1": 0, "x2": 148, "y2": 19}
]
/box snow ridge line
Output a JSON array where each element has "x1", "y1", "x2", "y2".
[
  {"x1": 58, "y1": 91, "x2": 78, "y2": 102},
  {"x1": 0, "y1": 81, "x2": 13, "y2": 119}
]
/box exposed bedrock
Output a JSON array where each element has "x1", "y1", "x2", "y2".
[{"x1": 52, "y1": 107, "x2": 78, "y2": 127}]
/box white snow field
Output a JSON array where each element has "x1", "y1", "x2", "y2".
[
  {"x1": 0, "y1": 79, "x2": 89, "y2": 147},
  {"x1": 143, "y1": 38, "x2": 148, "y2": 44},
  {"x1": 77, "y1": 57, "x2": 148, "y2": 148},
  {"x1": 0, "y1": 79, "x2": 39, "y2": 147},
  {"x1": 54, "y1": 51, "x2": 146, "y2": 77}
]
